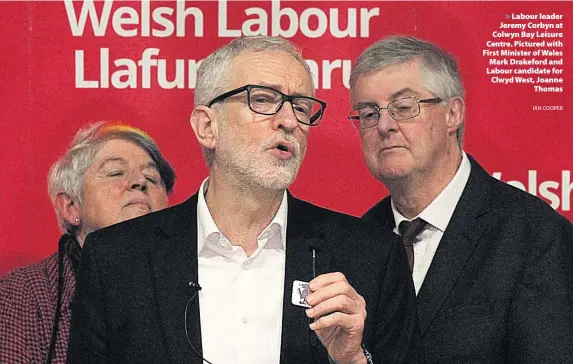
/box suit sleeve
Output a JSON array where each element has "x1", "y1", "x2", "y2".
[
  {"x1": 369, "y1": 232, "x2": 422, "y2": 364},
  {"x1": 67, "y1": 236, "x2": 109, "y2": 364},
  {"x1": 507, "y1": 212, "x2": 573, "y2": 363}
]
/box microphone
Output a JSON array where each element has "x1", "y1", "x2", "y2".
[
  {"x1": 306, "y1": 236, "x2": 326, "y2": 363},
  {"x1": 308, "y1": 233, "x2": 327, "y2": 278},
  {"x1": 184, "y1": 281, "x2": 214, "y2": 364},
  {"x1": 308, "y1": 237, "x2": 324, "y2": 253},
  {"x1": 308, "y1": 229, "x2": 326, "y2": 252}
]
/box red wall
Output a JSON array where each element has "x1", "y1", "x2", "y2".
[{"x1": 1, "y1": 1, "x2": 571, "y2": 275}]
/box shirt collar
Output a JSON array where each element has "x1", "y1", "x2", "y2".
[
  {"x1": 196, "y1": 178, "x2": 288, "y2": 255},
  {"x1": 391, "y1": 151, "x2": 471, "y2": 232}
]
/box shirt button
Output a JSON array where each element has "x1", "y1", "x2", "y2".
[
  {"x1": 243, "y1": 261, "x2": 251, "y2": 269},
  {"x1": 241, "y1": 316, "x2": 249, "y2": 323}
]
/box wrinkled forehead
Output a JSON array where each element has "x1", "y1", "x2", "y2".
[
  {"x1": 228, "y1": 50, "x2": 314, "y2": 96},
  {"x1": 352, "y1": 60, "x2": 429, "y2": 101},
  {"x1": 92, "y1": 138, "x2": 153, "y2": 165}
]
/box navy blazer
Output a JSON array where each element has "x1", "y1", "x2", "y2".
[
  {"x1": 363, "y1": 155, "x2": 573, "y2": 364},
  {"x1": 68, "y1": 193, "x2": 418, "y2": 364}
]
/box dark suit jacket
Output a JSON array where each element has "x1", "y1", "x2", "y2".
[
  {"x1": 363, "y1": 155, "x2": 573, "y2": 364},
  {"x1": 67, "y1": 193, "x2": 418, "y2": 364}
]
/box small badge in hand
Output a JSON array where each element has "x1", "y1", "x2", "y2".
[{"x1": 291, "y1": 280, "x2": 311, "y2": 308}]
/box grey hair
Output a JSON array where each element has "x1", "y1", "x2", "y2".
[
  {"x1": 47, "y1": 121, "x2": 176, "y2": 234},
  {"x1": 350, "y1": 35, "x2": 465, "y2": 145},
  {"x1": 194, "y1": 35, "x2": 315, "y2": 166}
]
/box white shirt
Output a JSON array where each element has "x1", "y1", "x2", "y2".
[
  {"x1": 197, "y1": 178, "x2": 288, "y2": 364},
  {"x1": 392, "y1": 152, "x2": 471, "y2": 294}
]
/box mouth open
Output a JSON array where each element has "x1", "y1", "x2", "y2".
[
  {"x1": 276, "y1": 144, "x2": 289, "y2": 152},
  {"x1": 271, "y1": 141, "x2": 294, "y2": 159}
]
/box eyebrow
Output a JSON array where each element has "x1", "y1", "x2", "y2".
[
  {"x1": 98, "y1": 157, "x2": 158, "y2": 171},
  {"x1": 353, "y1": 101, "x2": 379, "y2": 109},
  {"x1": 353, "y1": 87, "x2": 422, "y2": 109},
  {"x1": 389, "y1": 87, "x2": 420, "y2": 99},
  {"x1": 256, "y1": 83, "x2": 311, "y2": 98}
]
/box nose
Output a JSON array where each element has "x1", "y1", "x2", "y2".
[
  {"x1": 272, "y1": 101, "x2": 300, "y2": 132},
  {"x1": 129, "y1": 172, "x2": 148, "y2": 193},
  {"x1": 376, "y1": 108, "x2": 399, "y2": 136}
]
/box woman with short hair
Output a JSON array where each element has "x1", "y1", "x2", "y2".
[{"x1": 0, "y1": 121, "x2": 176, "y2": 364}]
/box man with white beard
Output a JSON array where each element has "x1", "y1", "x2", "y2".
[{"x1": 68, "y1": 35, "x2": 418, "y2": 364}]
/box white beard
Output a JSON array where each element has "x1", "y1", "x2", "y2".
[{"x1": 213, "y1": 117, "x2": 306, "y2": 191}]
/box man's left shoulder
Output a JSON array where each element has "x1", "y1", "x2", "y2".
[
  {"x1": 291, "y1": 197, "x2": 370, "y2": 229},
  {"x1": 487, "y1": 173, "x2": 569, "y2": 225},
  {"x1": 290, "y1": 197, "x2": 396, "y2": 250}
]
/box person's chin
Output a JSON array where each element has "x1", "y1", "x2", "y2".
[
  {"x1": 378, "y1": 168, "x2": 411, "y2": 181},
  {"x1": 369, "y1": 157, "x2": 412, "y2": 181},
  {"x1": 122, "y1": 204, "x2": 151, "y2": 219},
  {"x1": 256, "y1": 167, "x2": 297, "y2": 191}
]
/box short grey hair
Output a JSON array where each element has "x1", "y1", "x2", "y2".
[
  {"x1": 194, "y1": 35, "x2": 315, "y2": 166},
  {"x1": 350, "y1": 35, "x2": 465, "y2": 145},
  {"x1": 47, "y1": 121, "x2": 176, "y2": 233}
]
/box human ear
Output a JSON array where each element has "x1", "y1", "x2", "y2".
[
  {"x1": 445, "y1": 97, "x2": 465, "y2": 135},
  {"x1": 54, "y1": 192, "x2": 80, "y2": 226},
  {"x1": 190, "y1": 105, "x2": 219, "y2": 150}
]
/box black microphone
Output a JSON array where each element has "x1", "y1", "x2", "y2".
[
  {"x1": 184, "y1": 281, "x2": 214, "y2": 364},
  {"x1": 308, "y1": 237, "x2": 324, "y2": 253}
]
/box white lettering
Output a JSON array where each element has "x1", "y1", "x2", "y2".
[
  {"x1": 176, "y1": 1, "x2": 203, "y2": 37},
  {"x1": 359, "y1": 7, "x2": 379, "y2": 37},
  {"x1": 493, "y1": 170, "x2": 572, "y2": 211},
  {"x1": 330, "y1": 8, "x2": 356, "y2": 38},
  {"x1": 74, "y1": 48, "x2": 350, "y2": 91},
  {"x1": 74, "y1": 50, "x2": 99, "y2": 88},
  {"x1": 157, "y1": 59, "x2": 186, "y2": 89},
  {"x1": 562, "y1": 171, "x2": 572, "y2": 211},
  {"x1": 111, "y1": 58, "x2": 136, "y2": 89},
  {"x1": 219, "y1": 0, "x2": 241, "y2": 36},
  {"x1": 243, "y1": 8, "x2": 267, "y2": 36},
  {"x1": 271, "y1": 0, "x2": 298, "y2": 37},
  {"x1": 112, "y1": 6, "x2": 139, "y2": 37},
  {"x1": 65, "y1": 0, "x2": 113, "y2": 36},
  {"x1": 152, "y1": 7, "x2": 174, "y2": 37},
  {"x1": 300, "y1": 8, "x2": 328, "y2": 38},
  {"x1": 218, "y1": 0, "x2": 378, "y2": 38}
]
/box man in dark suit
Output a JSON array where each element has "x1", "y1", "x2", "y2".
[
  {"x1": 67, "y1": 36, "x2": 418, "y2": 364},
  {"x1": 349, "y1": 35, "x2": 573, "y2": 363}
]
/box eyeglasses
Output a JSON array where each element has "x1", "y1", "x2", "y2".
[
  {"x1": 348, "y1": 96, "x2": 442, "y2": 130},
  {"x1": 207, "y1": 84, "x2": 327, "y2": 126}
]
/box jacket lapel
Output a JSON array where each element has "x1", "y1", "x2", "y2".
[
  {"x1": 362, "y1": 157, "x2": 495, "y2": 336},
  {"x1": 279, "y1": 195, "x2": 331, "y2": 364},
  {"x1": 416, "y1": 156, "x2": 493, "y2": 335},
  {"x1": 147, "y1": 193, "x2": 335, "y2": 363},
  {"x1": 148, "y1": 196, "x2": 203, "y2": 364},
  {"x1": 362, "y1": 196, "x2": 393, "y2": 231}
]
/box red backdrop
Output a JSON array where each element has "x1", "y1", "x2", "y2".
[{"x1": 1, "y1": 1, "x2": 571, "y2": 276}]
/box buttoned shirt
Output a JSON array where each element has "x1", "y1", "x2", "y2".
[
  {"x1": 392, "y1": 152, "x2": 471, "y2": 294},
  {"x1": 197, "y1": 178, "x2": 288, "y2": 364}
]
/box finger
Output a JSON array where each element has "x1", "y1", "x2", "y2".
[
  {"x1": 306, "y1": 280, "x2": 360, "y2": 307},
  {"x1": 309, "y1": 272, "x2": 347, "y2": 291},
  {"x1": 309, "y1": 310, "x2": 365, "y2": 333},
  {"x1": 306, "y1": 294, "x2": 366, "y2": 319}
]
